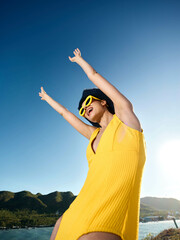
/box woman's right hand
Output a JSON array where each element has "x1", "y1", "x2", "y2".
[
  {"x1": 68, "y1": 48, "x2": 81, "y2": 62},
  {"x1": 39, "y1": 86, "x2": 47, "y2": 101}
]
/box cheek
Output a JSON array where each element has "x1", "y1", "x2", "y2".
[
  {"x1": 93, "y1": 102, "x2": 101, "y2": 108},
  {"x1": 95, "y1": 103, "x2": 104, "y2": 110},
  {"x1": 92, "y1": 103, "x2": 103, "y2": 115}
]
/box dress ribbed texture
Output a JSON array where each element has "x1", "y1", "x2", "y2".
[{"x1": 55, "y1": 113, "x2": 146, "y2": 240}]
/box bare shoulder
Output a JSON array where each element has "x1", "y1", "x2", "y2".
[{"x1": 115, "y1": 107, "x2": 142, "y2": 132}]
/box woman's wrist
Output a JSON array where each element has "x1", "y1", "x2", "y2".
[
  {"x1": 44, "y1": 93, "x2": 50, "y2": 102},
  {"x1": 75, "y1": 55, "x2": 83, "y2": 64}
]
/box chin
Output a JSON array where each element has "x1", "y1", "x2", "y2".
[
  {"x1": 88, "y1": 114, "x2": 99, "y2": 123},
  {"x1": 86, "y1": 109, "x2": 101, "y2": 122}
]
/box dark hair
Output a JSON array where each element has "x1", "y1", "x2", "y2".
[{"x1": 78, "y1": 88, "x2": 115, "y2": 127}]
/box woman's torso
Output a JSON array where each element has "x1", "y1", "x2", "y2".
[{"x1": 91, "y1": 114, "x2": 143, "y2": 155}]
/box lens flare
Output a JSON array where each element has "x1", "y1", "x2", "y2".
[{"x1": 157, "y1": 139, "x2": 180, "y2": 182}]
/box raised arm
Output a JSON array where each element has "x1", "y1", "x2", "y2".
[
  {"x1": 68, "y1": 49, "x2": 133, "y2": 110},
  {"x1": 69, "y1": 49, "x2": 142, "y2": 132},
  {"x1": 38, "y1": 87, "x2": 97, "y2": 139}
]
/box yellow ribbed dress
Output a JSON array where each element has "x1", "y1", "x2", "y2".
[{"x1": 55, "y1": 113, "x2": 146, "y2": 240}]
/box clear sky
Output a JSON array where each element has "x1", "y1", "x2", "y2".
[{"x1": 1, "y1": 0, "x2": 180, "y2": 200}]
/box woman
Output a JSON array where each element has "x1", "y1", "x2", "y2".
[{"x1": 39, "y1": 48, "x2": 146, "y2": 240}]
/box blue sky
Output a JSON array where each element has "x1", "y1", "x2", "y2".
[{"x1": 0, "y1": 0, "x2": 180, "y2": 200}]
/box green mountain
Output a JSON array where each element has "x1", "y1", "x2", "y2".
[
  {"x1": 1, "y1": 191, "x2": 179, "y2": 216},
  {"x1": 1, "y1": 191, "x2": 180, "y2": 228},
  {"x1": 0, "y1": 190, "x2": 76, "y2": 214}
]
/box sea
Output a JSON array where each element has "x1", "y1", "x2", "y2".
[{"x1": 0, "y1": 219, "x2": 179, "y2": 240}]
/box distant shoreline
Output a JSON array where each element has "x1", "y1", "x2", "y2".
[
  {"x1": 0, "y1": 225, "x2": 54, "y2": 230},
  {"x1": 1, "y1": 219, "x2": 179, "y2": 231}
]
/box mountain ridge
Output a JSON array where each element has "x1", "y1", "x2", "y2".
[{"x1": 0, "y1": 190, "x2": 179, "y2": 215}]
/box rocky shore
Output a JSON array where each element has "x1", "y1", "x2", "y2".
[
  {"x1": 144, "y1": 228, "x2": 180, "y2": 240},
  {"x1": 154, "y1": 228, "x2": 180, "y2": 240}
]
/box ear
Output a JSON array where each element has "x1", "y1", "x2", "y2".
[{"x1": 100, "y1": 100, "x2": 107, "y2": 107}]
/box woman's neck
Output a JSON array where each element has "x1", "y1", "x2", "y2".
[{"x1": 99, "y1": 111, "x2": 114, "y2": 131}]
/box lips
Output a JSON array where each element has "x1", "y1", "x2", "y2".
[{"x1": 87, "y1": 107, "x2": 93, "y2": 116}]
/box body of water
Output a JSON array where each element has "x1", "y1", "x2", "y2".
[
  {"x1": 139, "y1": 219, "x2": 180, "y2": 239},
  {"x1": 0, "y1": 220, "x2": 179, "y2": 240}
]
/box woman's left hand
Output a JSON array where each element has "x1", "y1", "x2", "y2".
[{"x1": 68, "y1": 48, "x2": 81, "y2": 62}]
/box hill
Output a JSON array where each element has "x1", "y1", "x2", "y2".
[
  {"x1": 0, "y1": 190, "x2": 76, "y2": 214},
  {"x1": 1, "y1": 191, "x2": 180, "y2": 216},
  {"x1": 141, "y1": 197, "x2": 180, "y2": 212},
  {"x1": 0, "y1": 191, "x2": 180, "y2": 229}
]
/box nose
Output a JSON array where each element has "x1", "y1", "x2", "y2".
[
  {"x1": 84, "y1": 106, "x2": 88, "y2": 113},
  {"x1": 84, "y1": 103, "x2": 90, "y2": 109}
]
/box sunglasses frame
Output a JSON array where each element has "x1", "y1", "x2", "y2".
[{"x1": 79, "y1": 95, "x2": 102, "y2": 117}]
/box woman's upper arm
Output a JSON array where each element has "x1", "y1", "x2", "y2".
[
  {"x1": 62, "y1": 109, "x2": 97, "y2": 139},
  {"x1": 88, "y1": 72, "x2": 133, "y2": 109},
  {"x1": 114, "y1": 106, "x2": 142, "y2": 132}
]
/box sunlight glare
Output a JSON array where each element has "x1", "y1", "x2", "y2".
[{"x1": 157, "y1": 139, "x2": 180, "y2": 181}]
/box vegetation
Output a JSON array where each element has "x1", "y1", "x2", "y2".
[
  {"x1": 142, "y1": 228, "x2": 180, "y2": 240},
  {"x1": 0, "y1": 190, "x2": 76, "y2": 214},
  {"x1": 0, "y1": 190, "x2": 76, "y2": 228},
  {"x1": 140, "y1": 203, "x2": 168, "y2": 218},
  {"x1": 0, "y1": 209, "x2": 60, "y2": 228},
  {"x1": 0, "y1": 190, "x2": 180, "y2": 229}
]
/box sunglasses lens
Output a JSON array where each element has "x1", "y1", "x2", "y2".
[
  {"x1": 80, "y1": 108, "x2": 85, "y2": 115},
  {"x1": 85, "y1": 97, "x2": 91, "y2": 106}
]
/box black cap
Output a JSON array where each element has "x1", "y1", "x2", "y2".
[{"x1": 78, "y1": 88, "x2": 115, "y2": 128}]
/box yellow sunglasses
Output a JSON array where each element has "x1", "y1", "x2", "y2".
[{"x1": 79, "y1": 95, "x2": 102, "y2": 117}]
